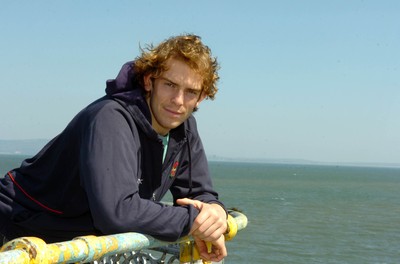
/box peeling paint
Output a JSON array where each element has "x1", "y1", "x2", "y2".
[{"x1": 0, "y1": 211, "x2": 248, "y2": 264}]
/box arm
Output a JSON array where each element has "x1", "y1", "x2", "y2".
[
  {"x1": 172, "y1": 117, "x2": 228, "y2": 261},
  {"x1": 78, "y1": 102, "x2": 198, "y2": 241}
]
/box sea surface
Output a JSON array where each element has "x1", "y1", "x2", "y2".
[{"x1": 1, "y1": 155, "x2": 400, "y2": 263}]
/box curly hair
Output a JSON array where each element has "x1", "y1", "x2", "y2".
[{"x1": 134, "y1": 34, "x2": 220, "y2": 100}]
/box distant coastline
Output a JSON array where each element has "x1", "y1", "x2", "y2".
[
  {"x1": 0, "y1": 139, "x2": 399, "y2": 169},
  {"x1": 0, "y1": 139, "x2": 49, "y2": 155},
  {"x1": 208, "y1": 157, "x2": 400, "y2": 169}
]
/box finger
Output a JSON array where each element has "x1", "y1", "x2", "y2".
[
  {"x1": 195, "y1": 240, "x2": 214, "y2": 262},
  {"x1": 200, "y1": 247, "x2": 224, "y2": 262},
  {"x1": 176, "y1": 198, "x2": 203, "y2": 210},
  {"x1": 191, "y1": 211, "x2": 226, "y2": 239},
  {"x1": 190, "y1": 208, "x2": 217, "y2": 236},
  {"x1": 201, "y1": 237, "x2": 227, "y2": 262},
  {"x1": 175, "y1": 198, "x2": 193, "y2": 206},
  {"x1": 191, "y1": 217, "x2": 218, "y2": 239},
  {"x1": 215, "y1": 242, "x2": 227, "y2": 260},
  {"x1": 193, "y1": 227, "x2": 223, "y2": 241},
  {"x1": 194, "y1": 238, "x2": 208, "y2": 256},
  {"x1": 202, "y1": 254, "x2": 223, "y2": 263}
]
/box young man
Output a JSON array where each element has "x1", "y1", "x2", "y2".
[{"x1": 0, "y1": 34, "x2": 227, "y2": 262}]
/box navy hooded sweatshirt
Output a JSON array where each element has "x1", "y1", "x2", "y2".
[{"x1": 0, "y1": 62, "x2": 224, "y2": 243}]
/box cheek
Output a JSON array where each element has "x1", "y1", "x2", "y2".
[{"x1": 189, "y1": 100, "x2": 200, "y2": 108}]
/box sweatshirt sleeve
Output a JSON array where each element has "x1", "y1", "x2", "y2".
[{"x1": 78, "y1": 103, "x2": 198, "y2": 241}]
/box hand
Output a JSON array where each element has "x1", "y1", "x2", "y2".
[
  {"x1": 176, "y1": 198, "x2": 228, "y2": 261},
  {"x1": 194, "y1": 235, "x2": 227, "y2": 262},
  {"x1": 176, "y1": 198, "x2": 227, "y2": 241}
]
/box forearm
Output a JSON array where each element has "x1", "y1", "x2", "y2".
[{"x1": 91, "y1": 195, "x2": 199, "y2": 241}]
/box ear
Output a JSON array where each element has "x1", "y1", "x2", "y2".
[{"x1": 143, "y1": 74, "x2": 152, "y2": 92}]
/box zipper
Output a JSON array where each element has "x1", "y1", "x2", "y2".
[
  {"x1": 153, "y1": 137, "x2": 187, "y2": 201},
  {"x1": 153, "y1": 151, "x2": 183, "y2": 201}
]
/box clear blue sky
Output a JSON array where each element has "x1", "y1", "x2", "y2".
[{"x1": 0, "y1": 1, "x2": 399, "y2": 164}]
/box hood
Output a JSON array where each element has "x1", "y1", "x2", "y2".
[{"x1": 105, "y1": 61, "x2": 151, "y2": 120}]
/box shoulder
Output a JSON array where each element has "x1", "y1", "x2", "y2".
[
  {"x1": 77, "y1": 97, "x2": 132, "y2": 122},
  {"x1": 84, "y1": 97, "x2": 126, "y2": 115},
  {"x1": 67, "y1": 97, "x2": 135, "y2": 134},
  {"x1": 186, "y1": 115, "x2": 198, "y2": 129}
]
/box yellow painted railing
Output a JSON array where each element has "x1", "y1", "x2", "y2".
[{"x1": 0, "y1": 210, "x2": 247, "y2": 263}]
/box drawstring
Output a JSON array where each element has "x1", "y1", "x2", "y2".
[{"x1": 186, "y1": 138, "x2": 193, "y2": 196}]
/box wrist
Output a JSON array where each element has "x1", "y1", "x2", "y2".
[{"x1": 209, "y1": 202, "x2": 228, "y2": 218}]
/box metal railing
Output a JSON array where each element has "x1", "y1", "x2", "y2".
[{"x1": 0, "y1": 210, "x2": 247, "y2": 264}]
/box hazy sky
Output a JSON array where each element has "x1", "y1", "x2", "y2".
[{"x1": 0, "y1": 1, "x2": 399, "y2": 164}]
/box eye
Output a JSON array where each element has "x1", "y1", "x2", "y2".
[
  {"x1": 185, "y1": 89, "x2": 201, "y2": 100},
  {"x1": 187, "y1": 89, "x2": 199, "y2": 95},
  {"x1": 165, "y1": 81, "x2": 175, "y2": 88}
]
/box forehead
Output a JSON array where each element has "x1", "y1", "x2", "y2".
[{"x1": 161, "y1": 58, "x2": 203, "y2": 89}]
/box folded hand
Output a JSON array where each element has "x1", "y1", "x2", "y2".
[{"x1": 176, "y1": 198, "x2": 228, "y2": 261}]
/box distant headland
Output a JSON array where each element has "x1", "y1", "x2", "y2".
[{"x1": 0, "y1": 139, "x2": 399, "y2": 168}]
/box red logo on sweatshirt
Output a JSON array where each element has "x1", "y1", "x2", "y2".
[{"x1": 170, "y1": 161, "x2": 179, "y2": 178}]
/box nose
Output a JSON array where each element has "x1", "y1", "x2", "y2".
[{"x1": 171, "y1": 89, "x2": 184, "y2": 106}]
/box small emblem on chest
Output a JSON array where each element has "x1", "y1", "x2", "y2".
[{"x1": 170, "y1": 161, "x2": 179, "y2": 178}]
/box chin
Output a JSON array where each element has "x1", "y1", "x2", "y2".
[{"x1": 168, "y1": 121, "x2": 184, "y2": 129}]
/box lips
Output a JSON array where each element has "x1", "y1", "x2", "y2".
[{"x1": 164, "y1": 107, "x2": 183, "y2": 117}]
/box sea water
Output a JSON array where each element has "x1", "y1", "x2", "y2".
[
  {"x1": 1, "y1": 155, "x2": 399, "y2": 263},
  {"x1": 210, "y1": 162, "x2": 400, "y2": 264}
]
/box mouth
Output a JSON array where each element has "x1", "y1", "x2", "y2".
[{"x1": 165, "y1": 108, "x2": 183, "y2": 117}]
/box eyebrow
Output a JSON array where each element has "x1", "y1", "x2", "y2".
[
  {"x1": 159, "y1": 76, "x2": 202, "y2": 91},
  {"x1": 159, "y1": 76, "x2": 178, "y2": 86}
]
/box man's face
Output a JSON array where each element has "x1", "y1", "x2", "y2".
[{"x1": 144, "y1": 58, "x2": 205, "y2": 135}]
